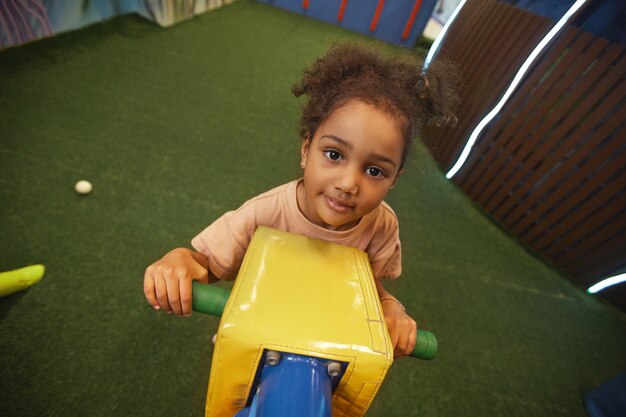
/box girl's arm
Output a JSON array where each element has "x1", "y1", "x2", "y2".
[
  {"x1": 144, "y1": 248, "x2": 219, "y2": 316},
  {"x1": 375, "y1": 279, "x2": 417, "y2": 358}
]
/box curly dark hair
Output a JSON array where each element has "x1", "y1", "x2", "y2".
[{"x1": 292, "y1": 43, "x2": 460, "y2": 167}]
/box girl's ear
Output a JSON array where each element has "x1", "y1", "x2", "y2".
[{"x1": 300, "y1": 137, "x2": 311, "y2": 167}]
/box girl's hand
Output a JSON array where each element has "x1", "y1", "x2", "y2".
[
  {"x1": 381, "y1": 299, "x2": 417, "y2": 358},
  {"x1": 143, "y1": 248, "x2": 210, "y2": 316}
]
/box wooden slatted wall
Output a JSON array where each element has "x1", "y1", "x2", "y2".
[
  {"x1": 423, "y1": 0, "x2": 552, "y2": 165},
  {"x1": 424, "y1": 0, "x2": 626, "y2": 309}
]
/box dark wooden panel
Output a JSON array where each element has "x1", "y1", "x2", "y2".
[
  {"x1": 479, "y1": 42, "x2": 622, "y2": 217},
  {"x1": 460, "y1": 30, "x2": 585, "y2": 195},
  {"x1": 595, "y1": 283, "x2": 626, "y2": 312},
  {"x1": 562, "y1": 231, "x2": 626, "y2": 277},
  {"x1": 463, "y1": 31, "x2": 602, "y2": 201},
  {"x1": 527, "y1": 149, "x2": 625, "y2": 254},
  {"x1": 422, "y1": 0, "x2": 626, "y2": 310},
  {"x1": 509, "y1": 114, "x2": 626, "y2": 237},
  {"x1": 424, "y1": 0, "x2": 552, "y2": 168},
  {"x1": 540, "y1": 190, "x2": 626, "y2": 260},
  {"x1": 570, "y1": 248, "x2": 626, "y2": 283}
]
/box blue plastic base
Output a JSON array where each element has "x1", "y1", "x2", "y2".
[
  {"x1": 584, "y1": 373, "x2": 626, "y2": 417},
  {"x1": 234, "y1": 351, "x2": 346, "y2": 417}
]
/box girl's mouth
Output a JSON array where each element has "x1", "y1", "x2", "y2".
[{"x1": 325, "y1": 196, "x2": 353, "y2": 212}]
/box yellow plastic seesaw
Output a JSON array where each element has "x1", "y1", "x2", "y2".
[{"x1": 193, "y1": 227, "x2": 437, "y2": 417}]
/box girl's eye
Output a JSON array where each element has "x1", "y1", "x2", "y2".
[
  {"x1": 366, "y1": 167, "x2": 385, "y2": 178},
  {"x1": 323, "y1": 150, "x2": 342, "y2": 161}
]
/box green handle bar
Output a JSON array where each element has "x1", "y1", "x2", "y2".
[
  {"x1": 192, "y1": 281, "x2": 230, "y2": 317},
  {"x1": 191, "y1": 282, "x2": 438, "y2": 360}
]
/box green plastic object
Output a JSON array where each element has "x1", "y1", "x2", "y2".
[
  {"x1": 192, "y1": 281, "x2": 230, "y2": 317},
  {"x1": 0, "y1": 264, "x2": 45, "y2": 297},
  {"x1": 191, "y1": 282, "x2": 437, "y2": 360},
  {"x1": 412, "y1": 330, "x2": 438, "y2": 360}
]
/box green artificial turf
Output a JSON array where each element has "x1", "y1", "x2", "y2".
[{"x1": 1, "y1": 1, "x2": 625, "y2": 416}]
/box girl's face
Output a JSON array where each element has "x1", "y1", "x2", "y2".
[{"x1": 297, "y1": 99, "x2": 404, "y2": 231}]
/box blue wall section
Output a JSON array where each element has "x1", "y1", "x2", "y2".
[
  {"x1": 502, "y1": 0, "x2": 625, "y2": 44},
  {"x1": 307, "y1": 0, "x2": 343, "y2": 22},
  {"x1": 258, "y1": 0, "x2": 437, "y2": 47}
]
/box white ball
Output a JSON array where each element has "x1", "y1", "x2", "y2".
[{"x1": 74, "y1": 180, "x2": 93, "y2": 195}]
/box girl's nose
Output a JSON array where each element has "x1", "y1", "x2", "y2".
[{"x1": 334, "y1": 168, "x2": 359, "y2": 195}]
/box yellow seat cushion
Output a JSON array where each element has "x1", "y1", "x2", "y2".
[{"x1": 205, "y1": 226, "x2": 393, "y2": 417}]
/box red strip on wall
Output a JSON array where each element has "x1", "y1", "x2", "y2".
[
  {"x1": 337, "y1": 0, "x2": 348, "y2": 22},
  {"x1": 369, "y1": 0, "x2": 385, "y2": 32},
  {"x1": 402, "y1": 0, "x2": 423, "y2": 40}
]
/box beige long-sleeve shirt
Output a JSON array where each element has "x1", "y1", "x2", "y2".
[{"x1": 192, "y1": 179, "x2": 402, "y2": 281}]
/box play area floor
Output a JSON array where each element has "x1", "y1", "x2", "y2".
[{"x1": 1, "y1": 1, "x2": 625, "y2": 416}]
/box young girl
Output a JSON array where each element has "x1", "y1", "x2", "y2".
[{"x1": 143, "y1": 43, "x2": 458, "y2": 358}]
